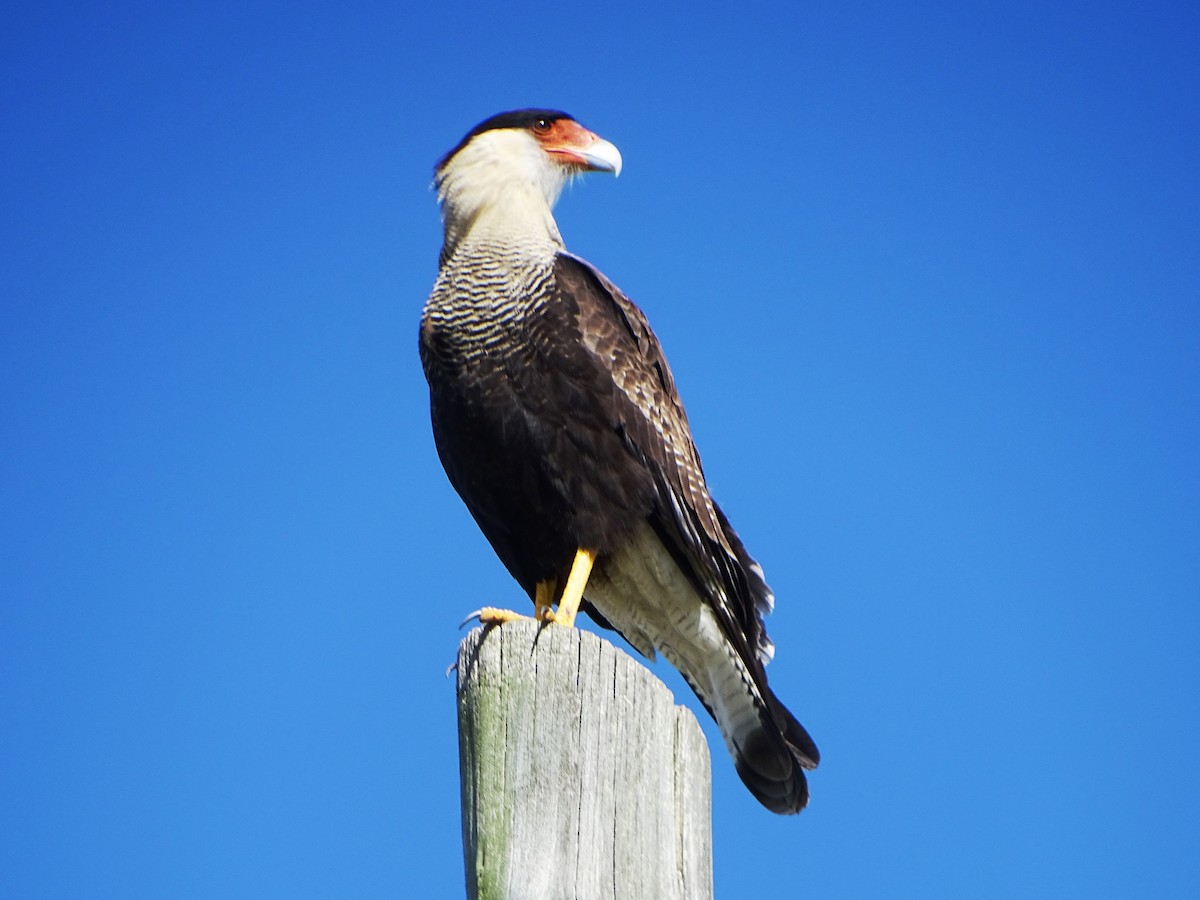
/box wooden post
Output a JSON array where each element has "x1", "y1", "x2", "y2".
[{"x1": 456, "y1": 619, "x2": 714, "y2": 900}]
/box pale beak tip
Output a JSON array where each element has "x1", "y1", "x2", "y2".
[{"x1": 583, "y1": 138, "x2": 622, "y2": 178}]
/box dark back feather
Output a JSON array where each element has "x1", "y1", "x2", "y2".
[{"x1": 552, "y1": 254, "x2": 778, "y2": 672}]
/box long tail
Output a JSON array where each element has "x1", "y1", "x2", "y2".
[
  {"x1": 582, "y1": 519, "x2": 819, "y2": 813},
  {"x1": 705, "y1": 657, "x2": 820, "y2": 814},
  {"x1": 732, "y1": 686, "x2": 819, "y2": 814}
]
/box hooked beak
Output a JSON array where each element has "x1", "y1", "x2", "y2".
[
  {"x1": 544, "y1": 124, "x2": 623, "y2": 178},
  {"x1": 576, "y1": 137, "x2": 622, "y2": 177}
]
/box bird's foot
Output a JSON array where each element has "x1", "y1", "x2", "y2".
[
  {"x1": 538, "y1": 606, "x2": 577, "y2": 627},
  {"x1": 460, "y1": 607, "x2": 536, "y2": 628},
  {"x1": 458, "y1": 606, "x2": 575, "y2": 629}
]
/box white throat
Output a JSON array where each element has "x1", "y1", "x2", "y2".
[{"x1": 436, "y1": 130, "x2": 569, "y2": 262}]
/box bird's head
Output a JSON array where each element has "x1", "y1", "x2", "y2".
[{"x1": 434, "y1": 109, "x2": 621, "y2": 251}]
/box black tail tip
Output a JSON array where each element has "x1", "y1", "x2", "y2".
[
  {"x1": 736, "y1": 758, "x2": 810, "y2": 814},
  {"x1": 735, "y1": 694, "x2": 820, "y2": 814},
  {"x1": 735, "y1": 724, "x2": 817, "y2": 814}
]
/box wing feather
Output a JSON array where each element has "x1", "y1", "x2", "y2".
[{"x1": 552, "y1": 253, "x2": 777, "y2": 668}]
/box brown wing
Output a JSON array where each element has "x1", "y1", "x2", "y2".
[{"x1": 552, "y1": 252, "x2": 778, "y2": 669}]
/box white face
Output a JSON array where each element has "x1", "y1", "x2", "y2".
[
  {"x1": 437, "y1": 128, "x2": 570, "y2": 214},
  {"x1": 438, "y1": 118, "x2": 620, "y2": 213},
  {"x1": 434, "y1": 117, "x2": 621, "y2": 254}
]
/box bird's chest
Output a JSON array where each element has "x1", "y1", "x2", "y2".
[{"x1": 419, "y1": 259, "x2": 553, "y2": 379}]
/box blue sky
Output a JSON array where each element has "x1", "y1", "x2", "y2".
[{"x1": 2, "y1": 1, "x2": 1197, "y2": 897}]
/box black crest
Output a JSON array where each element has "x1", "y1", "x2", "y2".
[{"x1": 435, "y1": 108, "x2": 575, "y2": 173}]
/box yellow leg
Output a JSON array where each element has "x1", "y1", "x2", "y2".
[
  {"x1": 468, "y1": 548, "x2": 595, "y2": 628},
  {"x1": 550, "y1": 548, "x2": 595, "y2": 627}
]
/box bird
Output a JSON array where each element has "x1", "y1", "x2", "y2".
[{"x1": 419, "y1": 109, "x2": 819, "y2": 813}]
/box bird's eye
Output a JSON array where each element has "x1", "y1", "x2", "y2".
[{"x1": 532, "y1": 118, "x2": 552, "y2": 134}]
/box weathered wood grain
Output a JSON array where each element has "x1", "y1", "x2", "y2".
[{"x1": 457, "y1": 619, "x2": 713, "y2": 900}]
